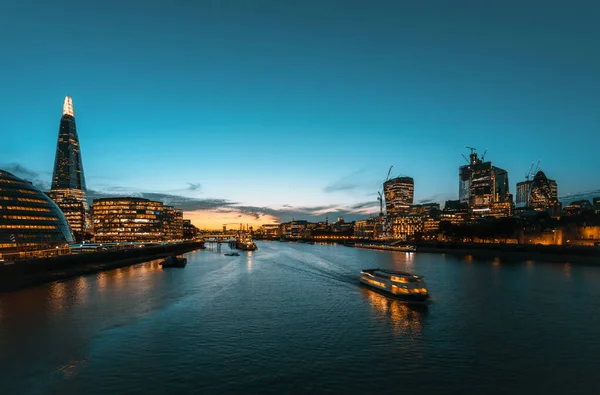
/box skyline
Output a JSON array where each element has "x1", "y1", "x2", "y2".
[{"x1": 2, "y1": 1, "x2": 599, "y2": 228}]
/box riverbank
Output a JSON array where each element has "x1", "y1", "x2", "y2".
[
  {"x1": 415, "y1": 242, "x2": 600, "y2": 264},
  {"x1": 0, "y1": 242, "x2": 204, "y2": 293}
]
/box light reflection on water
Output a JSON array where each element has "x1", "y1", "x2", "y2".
[
  {"x1": 2, "y1": 243, "x2": 600, "y2": 395},
  {"x1": 361, "y1": 287, "x2": 426, "y2": 336}
]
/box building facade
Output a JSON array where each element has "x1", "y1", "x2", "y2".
[
  {"x1": 49, "y1": 96, "x2": 89, "y2": 241},
  {"x1": 183, "y1": 219, "x2": 199, "y2": 240},
  {"x1": 162, "y1": 206, "x2": 183, "y2": 240},
  {"x1": 516, "y1": 170, "x2": 559, "y2": 214},
  {"x1": 0, "y1": 170, "x2": 73, "y2": 259},
  {"x1": 383, "y1": 176, "x2": 414, "y2": 215},
  {"x1": 458, "y1": 149, "x2": 512, "y2": 217},
  {"x1": 92, "y1": 198, "x2": 181, "y2": 243}
]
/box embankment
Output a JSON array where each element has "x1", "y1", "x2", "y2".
[
  {"x1": 0, "y1": 242, "x2": 204, "y2": 293},
  {"x1": 416, "y1": 242, "x2": 600, "y2": 264}
]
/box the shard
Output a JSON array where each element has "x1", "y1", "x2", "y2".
[{"x1": 50, "y1": 96, "x2": 88, "y2": 241}]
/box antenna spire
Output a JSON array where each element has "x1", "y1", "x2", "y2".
[{"x1": 62, "y1": 96, "x2": 74, "y2": 117}]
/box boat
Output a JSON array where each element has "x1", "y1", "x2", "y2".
[
  {"x1": 224, "y1": 252, "x2": 240, "y2": 256},
  {"x1": 160, "y1": 255, "x2": 187, "y2": 268},
  {"x1": 360, "y1": 268, "x2": 429, "y2": 302}
]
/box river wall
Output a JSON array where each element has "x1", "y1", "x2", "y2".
[
  {"x1": 0, "y1": 242, "x2": 204, "y2": 293},
  {"x1": 415, "y1": 242, "x2": 600, "y2": 264}
]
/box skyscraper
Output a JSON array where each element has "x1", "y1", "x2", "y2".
[
  {"x1": 458, "y1": 148, "x2": 512, "y2": 217},
  {"x1": 383, "y1": 177, "x2": 414, "y2": 215},
  {"x1": 49, "y1": 96, "x2": 88, "y2": 241},
  {"x1": 516, "y1": 170, "x2": 560, "y2": 214}
]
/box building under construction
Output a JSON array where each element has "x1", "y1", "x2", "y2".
[{"x1": 459, "y1": 147, "x2": 513, "y2": 217}]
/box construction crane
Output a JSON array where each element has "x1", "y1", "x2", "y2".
[
  {"x1": 377, "y1": 165, "x2": 394, "y2": 216},
  {"x1": 525, "y1": 160, "x2": 541, "y2": 181}
]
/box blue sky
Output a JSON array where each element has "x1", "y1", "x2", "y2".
[{"x1": 1, "y1": 0, "x2": 599, "y2": 226}]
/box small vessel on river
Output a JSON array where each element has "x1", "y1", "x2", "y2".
[
  {"x1": 360, "y1": 269, "x2": 429, "y2": 302},
  {"x1": 224, "y1": 252, "x2": 240, "y2": 256},
  {"x1": 160, "y1": 255, "x2": 187, "y2": 268}
]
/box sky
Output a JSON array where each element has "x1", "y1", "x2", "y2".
[{"x1": 1, "y1": 0, "x2": 599, "y2": 228}]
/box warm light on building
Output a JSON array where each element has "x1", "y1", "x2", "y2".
[
  {"x1": 49, "y1": 96, "x2": 89, "y2": 241},
  {"x1": 383, "y1": 177, "x2": 414, "y2": 215},
  {"x1": 91, "y1": 198, "x2": 183, "y2": 243},
  {"x1": 0, "y1": 170, "x2": 73, "y2": 260}
]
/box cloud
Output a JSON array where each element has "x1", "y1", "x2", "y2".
[
  {"x1": 323, "y1": 169, "x2": 370, "y2": 193},
  {"x1": 418, "y1": 193, "x2": 455, "y2": 204},
  {"x1": 323, "y1": 182, "x2": 360, "y2": 193},
  {"x1": 350, "y1": 201, "x2": 379, "y2": 210},
  {"x1": 187, "y1": 182, "x2": 201, "y2": 191},
  {"x1": 1, "y1": 163, "x2": 51, "y2": 191}
]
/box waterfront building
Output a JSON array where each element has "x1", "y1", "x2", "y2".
[
  {"x1": 279, "y1": 220, "x2": 310, "y2": 238},
  {"x1": 92, "y1": 198, "x2": 168, "y2": 243},
  {"x1": 255, "y1": 224, "x2": 280, "y2": 239},
  {"x1": 0, "y1": 170, "x2": 73, "y2": 260},
  {"x1": 594, "y1": 198, "x2": 600, "y2": 214},
  {"x1": 408, "y1": 203, "x2": 440, "y2": 218},
  {"x1": 383, "y1": 177, "x2": 414, "y2": 215},
  {"x1": 183, "y1": 220, "x2": 199, "y2": 240},
  {"x1": 49, "y1": 96, "x2": 89, "y2": 241},
  {"x1": 390, "y1": 216, "x2": 424, "y2": 241},
  {"x1": 458, "y1": 149, "x2": 511, "y2": 216},
  {"x1": 162, "y1": 206, "x2": 183, "y2": 240}
]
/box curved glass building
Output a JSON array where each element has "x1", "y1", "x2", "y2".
[
  {"x1": 0, "y1": 170, "x2": 73, "y2": 260},
  {"x1": 384, "y1": 177, "x2": 414, "y2": 215}
]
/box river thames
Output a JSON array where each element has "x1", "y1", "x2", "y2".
[{"x1": 1, "y1": 241, "x2": 600, "y2": 394}]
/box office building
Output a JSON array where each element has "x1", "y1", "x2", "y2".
[
  {"x1": 458, "y1": 149, "x2": 511, "y2": 216},
  {"x1": 162, "y1": 206, "x2": 183, "y2": 240},
  {"x1": 92, "y1": 197, "x2": 173, "y2": 243},
  {"x1": 516, "y1": 170, "x2": 559, "y2": 214},
  {"x1": 183, "y1": 220, "x2": 199, "y2": 240},
  {"x1": 0, "y1": 170, "x2": 73, "y2": 259},
  {"x1": 49, "y1": 96, "x2": 88, "y2": 241},
  {"x1": 383, "y1": 176, "x2": 414, "y2": 215}
]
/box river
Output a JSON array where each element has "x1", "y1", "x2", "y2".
[{"x1": 1, "y1": 241, "x2": 600, "y2": 394}]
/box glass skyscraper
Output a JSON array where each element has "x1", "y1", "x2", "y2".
[
  {"x1": 383, "y1": 177, "x2": 414, "y2": 215},
  {"x1": 49, "y1": 96, "x2": 88, "y2": 241}
]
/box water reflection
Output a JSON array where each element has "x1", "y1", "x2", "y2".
[
  {"x1": 247, "y1": 251, "x2": 253, "y2": 272},
  {"x1": 563, "y1": 263, "x2": 572, "y2": 278},
  {"x1": 361, "y1": 288, "x2": 426, "y2": 336}
]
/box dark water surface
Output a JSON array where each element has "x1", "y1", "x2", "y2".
[{"x1": 1, "y1": 242, "x2": 600, "y2": 394}]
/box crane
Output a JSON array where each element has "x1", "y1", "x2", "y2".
[
  {"x1": 481, "y1": 148, "x2": 488, "y2": 161},
  {"x1": 525, "y1": 162, "x2": 535, "y2": 181},
  {"x1": 377, "y1": 165, "x2": 394, "y2": 216}
]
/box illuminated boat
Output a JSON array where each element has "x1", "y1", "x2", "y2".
[{"x1": 360, "y1": 269, "x2": 429, "y2": 302}]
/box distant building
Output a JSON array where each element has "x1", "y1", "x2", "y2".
[
  {"x1": 516, "y1": 170, "x2": 560, "y2": 215},
  {"x1": 49, "y1": 96, "x2": 89, "y2": 242},
  {"x1": 92, "y1": 198, "x2": 181, "y2": 243},
  {"x1": 458, "y1": 149, "x2": 511, "y2": 216},
  {"x1": 408, "y1": 203, "x2": 440, "y2": 218},
  {"x1": 440, "y1": 200, "x2": 469, "y2": 225},
  {"x1": 594, "y1": 197, "x2": 600, "y2": 214},
  {"x1": 390, "y1": 216, "x2": 423, "y2": 240},
  {"x1": 183, "y1": 220, "x2": 199, "y2": 240},
  {"x1": 0, "y1": 170, "x2": 73, "y2": 260},
  {"x1": 563, "y1": 200, "x2": 593, "y2": 216},
  {"x1": 256, "y1": 224, "x2": 280, "y2": 238},
  {"x1": 383, "y1": 177, "x2": 414, "y2": 215},
  {"x1": 162, "y1": 206, "x2": 183, "y2": 240}
]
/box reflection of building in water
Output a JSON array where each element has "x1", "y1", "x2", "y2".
[{"x1": 362, "y1": 288, "x2": 425, "y2": 335}]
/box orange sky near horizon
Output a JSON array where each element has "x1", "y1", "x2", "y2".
[{"x1": 185, "y1": 209, "x2": 279, "y2": 230}]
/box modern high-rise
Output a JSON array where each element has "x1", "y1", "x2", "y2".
[
  {"x1": 49, "y1": 96, "x2": 88, "y2": 241},
  {"x1": 383, "y1": 177, "x2": 414, "y2": 215},
  {"x1": 516, "y1": 170, "x2": 560, "y2": 213},
  {"x1": 458, "y1": 149, "x2": 512, "y2": 216}
]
